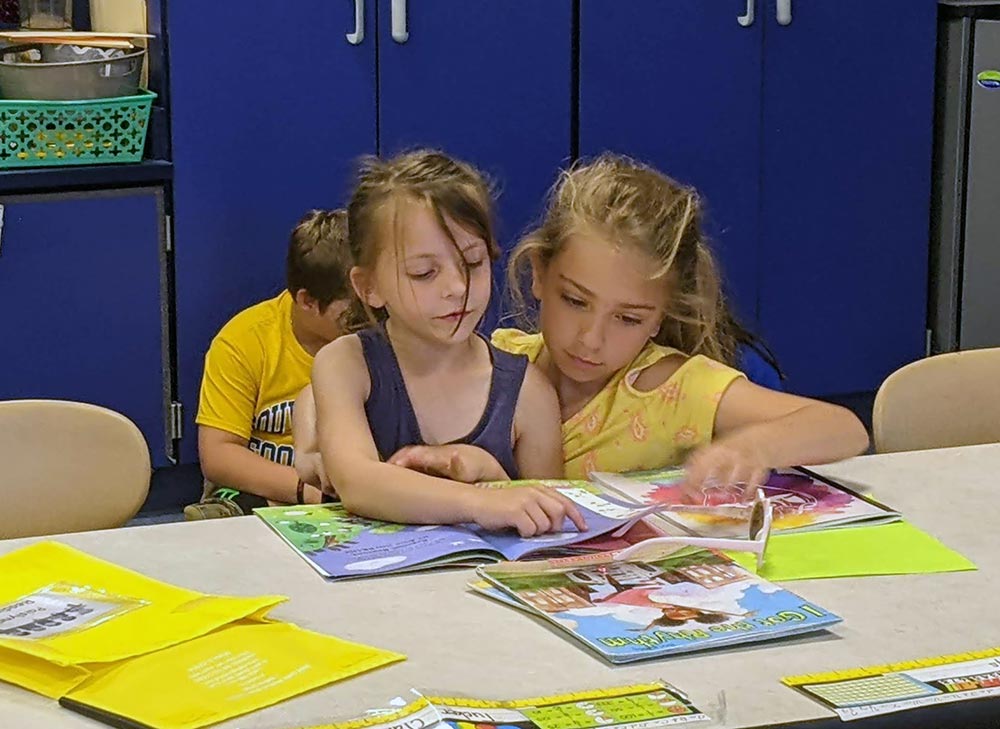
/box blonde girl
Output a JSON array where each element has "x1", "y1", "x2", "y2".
[{"x1": 487, "y1": 153, "x2": 868, "y2": 494}]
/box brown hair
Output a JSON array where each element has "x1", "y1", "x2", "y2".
[
  {"x1": 508, "y1": 153, "x2": 750, "y2": 366},
  {"x1": 285, "y1": 209, "x2": 352, "y2": 312},
  {"x1": 346, "y1": 149, "x2": 499, "y2": 329}
]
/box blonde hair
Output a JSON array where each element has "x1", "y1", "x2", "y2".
[
  {"x1": 285, "y1": 208, "x2": 351, "y2": 311},
  {"x1": 347, "y1": 149, "x2": 499, "y2": 329},
  {"x1": 508, "y1": 153, "x2": 745, "y2": 365}
]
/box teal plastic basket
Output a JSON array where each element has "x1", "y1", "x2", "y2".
[{"x1": 0, "y1": 90, "x2": 155, "y2": 168}]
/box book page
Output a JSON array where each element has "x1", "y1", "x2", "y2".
[
  {"x1": 471, "y1": 485, "x2": 654, "y2": 561},
  {"x1": 256, "y1": 504, "x2": 498, "y2": 579}
]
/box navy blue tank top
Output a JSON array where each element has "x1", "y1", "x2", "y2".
[{"x1": 358, "y1": 327, "x2": 526, "y2": 480}]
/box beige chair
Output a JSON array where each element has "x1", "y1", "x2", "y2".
[
  {"x1": 0, "y1": 400, "x2": 151, "y2": 539},
  {"x1": 873, "y1": 348, "x2": 1000, "y2": 454}
]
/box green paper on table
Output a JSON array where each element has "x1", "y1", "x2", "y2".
[{"x1": 726, "y1": 521, "x2": 976, "y2": 580}]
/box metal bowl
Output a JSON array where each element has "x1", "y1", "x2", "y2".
[
  {"x1": 41, "y1": 44, "x2": 129, "y2": 64},
  {"x1": 0, "y1": 47, "x2": 144, "y2": 100}
]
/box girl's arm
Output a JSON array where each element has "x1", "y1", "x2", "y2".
[
  {"x1": 685, "y1": 379, "x2": 870, "y2": 495},
  {"x1": 291, "y1": 384, "x2": 330, "y2": 493},
  {"x1": 387, "y1": 444, "x2": 510, "y2": 482},
  {"x1": 512, "y1": 362, "x2": 566, "y2": 479},
  {"x1": 313, "y1": 338, "x2": 585, "y2": 534}
]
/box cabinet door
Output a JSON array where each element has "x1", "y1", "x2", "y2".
[
  {"x1": 377, "y1": 0, "x2": 573, "y2": 328},
  {"x1": 758, "y1": 0, "x2": 937, "y2": 395},
  {"x1": 579, "y1": 0, "x2": 764, "y2": 325},
  {"x1": 0, "y1": 191, "x2": 168, "y2": 465},
  {"x1": 170, "y1": 1, "x2": 377, "y2": 462}
]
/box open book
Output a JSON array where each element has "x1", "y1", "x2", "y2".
[
  {"x1": 476, "y1": 546, "x2": 842, "y2": 664},
  {"x1": 591, "y1": 467, "x2": 900, "y2": 538},
  {"x1": 255, "y1": 482, "x2": 665, "y2": 580}
]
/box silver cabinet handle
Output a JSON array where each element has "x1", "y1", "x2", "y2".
[
  {"x1": 776, "y1": 0, "x2": 792, "y2": 26},
  {"x1": 346, "y1": 0, "x2": 364, "y2": 44},
  {"x1": 391, "y1": 0, "x2": 409, "y2": 43},
  {"x1": 738, "y1": 0, "x2": 755, "y2": 27}
]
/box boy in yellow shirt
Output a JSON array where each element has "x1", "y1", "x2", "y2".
[{"x1": 184, "y1": 210, "x2": 352, "y2": 519}]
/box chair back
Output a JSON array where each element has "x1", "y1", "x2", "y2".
[
  {"x1": 873, "y1": 348, "x2": 1000, "y2": 453},
  {"x1": 0, "y1": 399, "x2": 151, "y2": 539}
]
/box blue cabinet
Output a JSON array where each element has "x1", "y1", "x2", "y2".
[
  {"x1": 579, "y1": 0, "x2": 936, "y2": 396},
  {"x1": 170, "y1": 1, "x2": 572, "y2": 462},
  {"x1": 757, "y1": 0, "x2": 937, "y2": 395},
  {"x1": 379, "y1": 0, "x2": 573, "y2": 329},
  {"x1": 169, "y1": 2, "x2": 377, "y2": 462},
  {"x1": 579, "y1": 0, "x2": 764, "y2": 325},
  {"x1": 0, "y1": 190, "x2": 169, "y2": 465}
]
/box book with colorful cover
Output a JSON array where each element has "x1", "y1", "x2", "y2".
[
  {"x1": 476, "y1": 546, "x2": 842, "y2": 664},
  {"x1": 590, "y1": 467, "x2": 900, "y2": 538},
  {"x1": 254, "y1": 482, "x2": 665, "y2": 580}
]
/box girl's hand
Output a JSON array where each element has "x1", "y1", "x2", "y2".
[
  {"x1": 296, "y1": 451, "x2": 331, "y2": 491},
  {"x1": 388, "y1": 444, "x2": 509, "y2": 483},
  {"x1": 682, "y1": 438, "x2": 772, "y2": 503},
  {"x1": 469, "y1": 486, "x2": 588, "y2": 537},
  {"x1": 302, "y1": 482, "x2": 325, "y2": 504}
]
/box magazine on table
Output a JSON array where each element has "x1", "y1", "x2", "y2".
[
  {"x1": 476, "y1": 546, "x2": 842, "y2": 664},
  {"x1": 590, "y1": 466, "x2": 900, "y2": 538},
  {"x1": 255, "y1": 481, "x2": 668, "y2": 580}
]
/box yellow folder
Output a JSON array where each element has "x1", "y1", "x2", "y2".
[
  {"x1": 0, "y1": 542, "x2": 405, "y2": 729},
  {"x1": 61, "y1": 621, "x2": 404, "y2": 729},
  {"x1": 0, "y1": 542, "x2": 285, "y2": 697}
]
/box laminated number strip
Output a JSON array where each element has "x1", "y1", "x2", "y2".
[{"x1": 783, "y1": 646, "x2": 1000, "y2": 686}]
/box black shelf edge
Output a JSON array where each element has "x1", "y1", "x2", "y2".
[
  {"x1": 0, "y1": 160, "x2": 173, "y2": 195},
  {"x1": 939, "y1": 0, "x2": 1000, "y2": 19}
]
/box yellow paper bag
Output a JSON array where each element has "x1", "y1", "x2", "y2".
[
  {"x1": 61, "y1": 622, "x2": 405, "y2": 729},
  {"x1": 0, "y1": 643, "x2": 90, "y2": 699},
  {"x1": 0, "y1": 542, "x2": 285, "y2": 697}
]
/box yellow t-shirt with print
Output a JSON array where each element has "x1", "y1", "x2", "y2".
[
  {"x1": 491, "y1": 329, "x2": 745, "y2": 479},
  {"x1": 197, "y1": 291, "x2": 311, "y2": 467}
]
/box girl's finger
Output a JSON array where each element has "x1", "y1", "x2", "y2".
[
  {"x1": 546, "y1": 489, "x2": 588, "y2": 531},
  {"x1": 722, "y1": 464, "x2": 745, "y2": 490},
  {"x1": 743, "y1": 468, "x2": 770, "y2": 498},
  {"x1": 386, "y1": 450, "x2": 409, "y2": 466},
  {"x1": 523, "y1": 502, "x2": 552, "y2": 535},
  {"x1": 532, "y1": 491, "x2": 565, "y2": 530},
  {"x1": 446, "y1": 452, "x2": 467, "y2": 481},
  {"x1": 683, "y1": 458, "x2": 707, "y2": 491},
  {"x1": 514, "y1": 512, "x2": 537, "y2": 538},
  {"x1": 685, "y1": 461, "x2": 722, "y2": 502}
]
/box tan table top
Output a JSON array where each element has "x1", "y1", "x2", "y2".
[{"x1": 2, "y1": 444, "x2": 998, "y2": 728}]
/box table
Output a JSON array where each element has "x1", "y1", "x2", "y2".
[{"x1": 2, "y1": 444, "x2": 999, "y2": 728}]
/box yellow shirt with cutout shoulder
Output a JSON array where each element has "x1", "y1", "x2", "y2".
[
  {"x1": 492, "y1": 329, "x2": 745, "y2": 478},
  {"x1": 197, "y1": 291, "x2": 312, "y2": 466}
]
